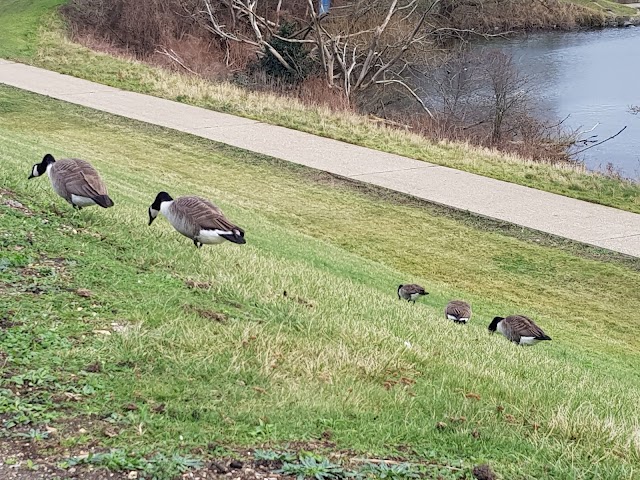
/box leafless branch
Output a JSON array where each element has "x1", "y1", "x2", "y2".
[
  {"x1": 155, "y1": 46, "x2": 198, "y2": 75},
  {"x1": 575, "y1": 123, "x2": 599, "y2": 137},
  {"x1": 376, "y1": 79, "x2": 435, "y2": 118},
  {"x1": 572, "y1": 126, "x2": 627, "y2": 155}
]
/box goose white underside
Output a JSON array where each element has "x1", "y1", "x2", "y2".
[
  {"x1": 447, "y1": 314, "x2": 469, "y2": 323},
  {"x1": 71, "y1": 194, "x2": 97, "y2": 207},
  {"x1": 196, "y1": 229, "x2": 234, "y2": 245},
  {"x1": 497, "y1": 322, "x2": 544, "y2": 345},
  {"x1": 409, "y1": 293, "x2": 423, "y2": 301}
]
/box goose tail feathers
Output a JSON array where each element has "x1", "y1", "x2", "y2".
[
  {"x1": 93, "y1": 195, "x2": 115, "y2": 208},
  {"x1": 220, "y1": 228, "x2": 246, "y2": 244}
]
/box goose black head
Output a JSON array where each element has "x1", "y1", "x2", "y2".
[
  {"x1": 397, "y1": 285, "x2": 404, "y2": 298},
  {"x1": 28, "y1": 154, "x2": 56, "y2": 179},
  {"x1": 488, "y1": 316, "x2": 504, "y2": 333},
  {"x1": 148, "y1": 191, "x2": 173, "y2": 226}
]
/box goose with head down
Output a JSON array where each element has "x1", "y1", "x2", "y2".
[
  {"x1": 397, "y1": 284, "x2": 428, "y2": 303},
  {"x1": 148, "y1": 192, "x2": 245, "y2": 248},
  {"x1": 445, "y1": 300, "x2": 472, "y2": 324},
  {"x1": 28, "y1": 154, "x2": 114, "y2": 209},
  {"x1": 488, "y1": 315, "x2": 551, "y2": 346}
]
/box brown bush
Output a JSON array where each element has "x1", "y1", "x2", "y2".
[
  {"x1": 63, "y1": 0, "x2": 200, "y2": 57},
  {"x1": 436, "y1": 0, "x2": 605, "y2": 34}
]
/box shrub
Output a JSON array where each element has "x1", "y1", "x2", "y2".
[{"x1": 257, "y1": 22, "x2": 313, "y2": 83}]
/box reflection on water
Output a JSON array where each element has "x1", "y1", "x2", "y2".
[{"x1": 478, "y1": 27, "x2": 640, "y2": 178}]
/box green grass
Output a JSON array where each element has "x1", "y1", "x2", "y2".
[
  {"x1": 568, "y1": 0, "x2": 638, "y2": 16},
  {"x1": 0, "y1": 0, "x2": 639, "y2": 215},
  {"x1": 0, "y1": 0, "x2": 66, "y2": 58},
  {"x1": 1, "y1": 85, "x2": 640, "y2": 479}
]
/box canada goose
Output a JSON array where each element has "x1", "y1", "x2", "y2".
[
  {"x1": 445, "y1": 300, "x2": 472, "y2": 324},
  {"x1": 397, "y1": 284, "x2": 428, "y2": 303},
  {"x1": 488, "y1": 315, "x2": 551, "y2": 346},
  {"x1": 148, "y1": 192, "x2": 246, "y2": 248},
  {"x1": 28, "y1": 154, "x2": 114, "y2": 209}
]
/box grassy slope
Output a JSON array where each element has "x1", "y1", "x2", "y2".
[
  {"x1": 1, "y1": 85, "x2": 640, "y2": 479},
  {"x1": 0, "y1": 0, "x2": 66, "y2": 58},
  {"x1": 0, "y1": 0, "x2": 639, "y2": 215},
  {"x1": 568, "y1": 0, "x2": 638, "y2": 16}
]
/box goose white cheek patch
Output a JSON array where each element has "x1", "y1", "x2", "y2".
[{"x1": 32, "y1": 165, "x2": 39, "y2": 177}]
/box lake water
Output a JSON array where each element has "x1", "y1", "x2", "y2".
[{"x1": 479, "y1": 27, "x2": 640, "y2": 179}]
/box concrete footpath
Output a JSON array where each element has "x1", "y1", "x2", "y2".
[{"x1": 1, "y1": 59, "x2": 639, "y2": 257}]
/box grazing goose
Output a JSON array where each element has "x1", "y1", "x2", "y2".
[
  {"x1": 397, "y1": 284, "x2": 428, "y2": 303},
  {"x1": 28, "y1": 154, "x2": 114, "y2": 209},
  {"x1": 148, "y1": 192, "x2": 246, "y2": 248},
  {"x1": 488, "y1": 315, "x2": 551, "y2": 346},
  {"x1": 445, "y1": 300, "x2": 472, "y2": 324}
]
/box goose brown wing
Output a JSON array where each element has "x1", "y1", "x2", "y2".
[
  {"x1": 446, "y1": 301, "x2": 471, "y2": 319},
  {"x1": 56, "y1": 159, "x2": 109, "y2": 198},
  {"x1": 504, "y1": 315, "x2": 547, "y2": 341},
  {"x1": 403, "y1": 284, "x2": 425, "y2": 295},
  {"x1": 173, "y1": 196, "x2": 240, "y2": 232}
]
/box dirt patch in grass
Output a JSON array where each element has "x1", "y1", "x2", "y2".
[
  {"x1": 0, "y1": 437, "x2": 129, "y2": 480},
  {"x1": 184, "y1": 279, "x2": 213, "y2": 290},
  {"x1": 184, "y1": 305, "x2": 227, "y2": 323},
  {"x1": 0, "y1": 413, "x2": 133, "y2": 479},
  {"x1": 0, "y1": 315, "x2": 21, "y2": 330},
  {"x1": 0, "y1": 189, "x2": 34, "y2": 216}
]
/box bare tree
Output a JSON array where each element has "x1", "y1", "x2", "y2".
[
  {"x1": 482, "y1": 51, "x2": 528, "y2": 144},
  {"x1": 195, "y1": 0, "x2": 445, "y2": 112}
]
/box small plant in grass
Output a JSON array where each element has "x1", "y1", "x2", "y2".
[
  {"x1": 144, "y1": 453, "x2": 204, "y2": 480},
  {"x1": 250, "y1": 418, "x2": 275, "y2": 438},
  {"x1": 277, "y1": 455, "x2": 349, "y2": 480},
  {"x1": 0, "y1": 390, "x2": 57, "y2": 429},
  {"x1": 65, "y1": 449, "x2": 145, "y2": 471},
  {"x1": 8, "y1": 368, "x2": 58, "y2": 387},
  {"x1": 254, "y1": 449, "x2": 297, "y2": 463},
  {"x1": 14, "y1": 428, "x2": 50, "y2": 441},
  {"x1": 361, "y1": 462, "x2": 421, "y2": 479},
  {"x1": 65, "y1": 449, "x2": 203, "y2": 480}
]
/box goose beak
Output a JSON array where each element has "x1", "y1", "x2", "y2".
[
  {"x1": 28, "y1": 173, "x2": 35, "y2": 179},
  {"x1": 148, "y1": 208, "x2": 157, "y2": 226}
]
